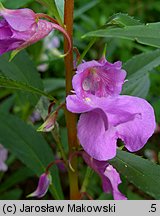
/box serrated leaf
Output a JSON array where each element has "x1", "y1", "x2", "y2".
[
  {"x1": 104, "y1": 13, "x2": 142, "y2": 27},
  {"x1": 0, "y1": 112, "x2": 63, "y2": 199},
  {"x1": 109, "y1": 149, "x2": 160, "y2": 199},
  {"x1": 84, "y1": 22, "x2": 160, "y2": 48},
  {"x1": 0, "y1": 51, "x2": 43, "y2": 106},
  {"x1": 0, "y1": 75, "x2": 54, "y2": 100},
  {"x1": 122, "y1": 49, "x2": 160, "y2": 97}
]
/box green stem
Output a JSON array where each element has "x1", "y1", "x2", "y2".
[
  {"x1": 51, "y1": 130, "x2": 67, "y2": 163},
  {"x1": 78, "y1": 38, "x2": 96, "y2": 64},
  {"x1": 64, "y1": 0, "x2": 80, "y2": 200},
  {"x1": 81, "y1": 167, "x2": 93, "y2": 193}
]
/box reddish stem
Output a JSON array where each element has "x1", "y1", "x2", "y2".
[
  {"x1": 64, "y1": 0, "x2": 80, "y2": 200},
  {"x1": 73, "y1": 47, "x2": 81, "y2": 67},
  {"x1": 48, "y1": 102, "x2": 56, "y2": 115},
  {"x1": 46, "y1": 160, "x2": 65, "y2": 173},
  {"x1": 36, "y1": 13, "x2": 71, "y2": 56},
  {"x1": 36, "y1": 13, "x2": 60, "y2": 25}
]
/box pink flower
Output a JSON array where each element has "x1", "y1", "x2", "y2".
[
  {"x1": 72, "y1": 58, "x2": 126, "y2": 98},
  {"x1": 82, "y1": 152, "x2": 127, "y2": 200},
  {"x1": 66, "y1": 58, "x2": 156, "y2": 161},
  {"x1": 0, "y1": 3, "x2": 70, "y2": 55},
  {"x1": 37, "y1": 111, "x2": 58, "y2": 132}
]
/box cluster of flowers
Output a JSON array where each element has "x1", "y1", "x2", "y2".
[{"x1": 66, "y1": 57, "x2": 156, "y2": 199}]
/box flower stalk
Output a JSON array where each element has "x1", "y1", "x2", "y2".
[{"x1": 64, "y1": 0, "x2": 80, "y2": 200}]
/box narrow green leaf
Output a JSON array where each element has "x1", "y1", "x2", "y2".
[
  {"x1": 43, "y1": 78, "x2": 65, "y2": 93},
  {"x1": 0, "y1": 95, "x2": 15, "y2": 113},
  {"x1": 0, "y1": 167, "x2": 34, "y2": 193},
  {"x1": 74, "y1": 0, "x2": 100, "y2": 19},
  {"x1": 54, "y1": 0, "x2": 64, "y2": 21},
  {"x1": 104, "y1": 13, "x2": 141, "y2": 27},
  {"x1": 0, "y1": 189, "x2": 23, "y2": 200},
  {"x1": 0, "y1": 112, "x2": 64, "y2": 199},
  {"x1": 0, "y1": 1, "x2": 4, "y2": 8},
  {"x1": 123, "y1": 49, "x2": 160, "y2": 76},
  {"x1": 0, "y1": 75, "x2": 54, "y2": 100},
  {"x1": 122, "y1": 49, "x2": 160, "y2": 97},
  {"x1": 127, "y1": 189, "x2": 144, "y2": 200},
  {"x1": 78, "y1": 38, "x2": 97, "y2": 64},
  {"x1": 2, "y1": 0, "x2": 33, "y2": 8},
  {"x1": 84, "y1": 22, "x2": 160, "y2": 48},
  {"x1": 9, "y1": 50, "x2": 20, "y2": 61},
  {"x1": 0, "y1": 51, "x2": 43, "y2": 106},
  {"x1": 109, "y1": 149, "x2": 160, "y2": 199},
  {"x1": 36, "y1": 0, "x2": 63, "y2": 25}
]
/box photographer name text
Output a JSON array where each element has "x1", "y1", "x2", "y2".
[{"x1": 2, "y1": 203, "x2": 116, "y2": 214}]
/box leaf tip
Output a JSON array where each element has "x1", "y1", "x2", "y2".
[
  {"x1": 81, "y1": 35, "x2": 86, "y2": 39},
  {"x1": 9, "y1": 50, "x2": 20, "y2": 62}
]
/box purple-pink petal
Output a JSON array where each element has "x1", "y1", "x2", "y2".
[
  {"x1": 82, "y1": 152, "x2": 127, "y2": 200},
  {"x1": 76, "y1": 60, "x2": 101, "y2": 74},
  {"x1": 0, "y1": 4, "x2": 71, "y2": 56},
  {"x1": 103, "y1": 165, "x2": 127, "y2": 200},
  {"x1": 0, "y1": 20, "x2": 12, "y2": 39},
  {"x1": 0, "y1": 39, "x2": 24, "y2": 54},
  {"x1": 0, "y1": 18, "x2": 55, "y2": 55},
  {"x1": 28, "y1": 19, "x2": 54, "y2": 43},
  {"x1": 66, "y1": 94, "x2": 93, "y2": 113},
  {"x1": 66, "y1": 93, "x2": 156, "y2": 160},
  {"x1": 111, "y1": 96, "x2": 156, "y2": 152},
  {"x1": 1, "y1": 8, "x2": 36, "y2": 31},
  {"x1": 12, "y1": 20, "x2": 70, "y2": 55},
  {"x1": 99, "y1": 95, "x2": 156, "y2": 152},
  {"x1": 28, "y1": 173, "x2": 51, "y2": 198},
  {"x1": 72, "y1": 59, "x2": 126, "y2": 97},
  {"x1": 78, "y1": 109, "x2": 117, "y2": 160},
  {"x1": 0, "y1": 6, "x2": 37, "y2": 54}
]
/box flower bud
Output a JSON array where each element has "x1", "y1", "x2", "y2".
[
  {"x1": 27, "y1": 172, "x2": 52, "y2": 198},
  {"x1": 0, "y1": 3, "x2": 71, "y2": 58},
  {"x1": 37, "y1": 111, "x2": 58, "y2": 132}
]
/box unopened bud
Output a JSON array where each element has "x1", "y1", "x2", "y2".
[
  {"x1": 27, "y1": 172, "x2": 52, "y2": 198},
  {"x1": 37, "y1": 111, "x2": 58, "y2": 132}
]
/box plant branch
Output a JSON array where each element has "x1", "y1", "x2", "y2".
[{"x1": 64, "y1": 0, "x2": 80, "y2": 200}]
